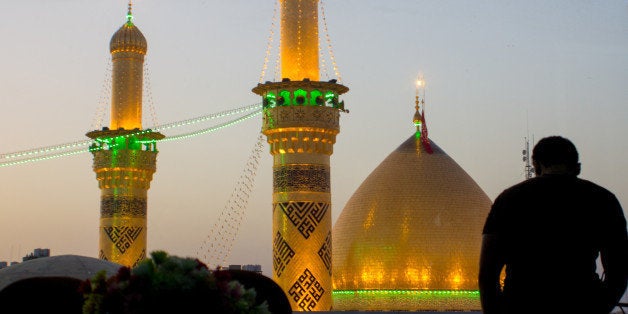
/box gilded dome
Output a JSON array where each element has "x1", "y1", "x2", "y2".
[
  {"x1": 332, "y1": 135, "x2": 491, "y2": 311},
  {"x1": 109, "y1": 21, "x2": 147, "y2": 54}
]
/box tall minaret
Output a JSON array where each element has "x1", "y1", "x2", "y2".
[
  {"x1": 252, "y1": 0, "x2": 348, "y2": 311},
  {"x1": 86, "y1": 2, "x2": 164, "y2": 268}
]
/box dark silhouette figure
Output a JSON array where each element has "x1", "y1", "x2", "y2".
[{"x1": 479, "y1": 136, "x2": 628, "y2": 314}]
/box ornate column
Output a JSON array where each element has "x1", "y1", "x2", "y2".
[{"x1": 253, "y1": 79, "x2": 348, "y2": 311}]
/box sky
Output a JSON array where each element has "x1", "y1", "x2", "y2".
[{"x1": 0, "y1": 0, "x2": 627, "y2": 280}]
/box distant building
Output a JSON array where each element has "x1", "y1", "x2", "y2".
[
  {"x1": 242, "y1": 264, "x2": 262, "y2": 274},
  {"x1": 225, "y1": 264, "x2": 263, "y2": 274},
  {"x1": 1, "y1": 248, "x2": 51, "y2": 267},
  {"x1": 22, "y1": 248, "x2": 50, "y2": 262}
]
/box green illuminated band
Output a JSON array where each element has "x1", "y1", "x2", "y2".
[
  {"x1": 332, "y1": 290, "x2": 480, "y2": 311},
  {"x1": 87, "y1": 130, "x2": 163, "y2": 268}
]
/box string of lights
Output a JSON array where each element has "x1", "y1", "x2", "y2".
[
  {"x1": 320, "y1": 0, "x2": 342, "y2": 82},
  {"x1": 0, "y1": 103, "x2": 262, "y2": 167},
  {"x1": 259, "y1": 0, "x2": 279, "y2": 83},
  {"x1": 160, "y1": 110, "x2": 261, "y2": 142},
  {"x1": 144, "y1": 59, "x2": 160, "y2": 128},
  {"x1": 0, "y1": 148, "x2": 88, "y2": 168},
  {"x1": 90, "y1": 59, "x2": 113, "y2": 130},
  {"x1": 197, "y1": 133, "x2": 266, "y2": 269},
  {"x1": 153, "y1": 103, "x2": 261, "y2": 133}
]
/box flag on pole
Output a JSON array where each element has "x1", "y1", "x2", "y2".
[{"x1": 421, "y1": 108, "x2": 433, "y2": 154}]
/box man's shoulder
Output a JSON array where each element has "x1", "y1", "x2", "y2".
[
  {"x1": 497, "y1": 176, "x2": 615, "y2": 199},
  {"x1": 491, "y1": 181, "x2": 533, "y2": 209},
  {"x1": 574, "y1": 177, "x2": 616, "y2": 197},
  {"x1": 495, "y1": 176, "x2": 615, "y2": 200},
  {"x1": 497, "y1": 178, "x2": 541, "y2": 196}
]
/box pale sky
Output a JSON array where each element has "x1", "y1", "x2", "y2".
[{"x1": 0, "y1": 0, "x2": 627, "y2": 281}]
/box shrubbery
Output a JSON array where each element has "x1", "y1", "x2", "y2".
[{"x1": 80, "y1": 251, "x2": 271, "y2": 314}]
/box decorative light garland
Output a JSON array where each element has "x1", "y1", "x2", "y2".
[
  {"x1": 91, "y1": 59, "x2": 112, "y2": 130},
  {"x1": 197, "y1": 132, "x2": 266, "y2": 268},
  {"x1": 153, "y1": 103, "x2": 261, "y2": 133},
  {"x1": 0, "y1": 104, "x2": 263, "y2": 167},
  {"x1": 0, "y1": 148, "x2": 88, "y2": 168},
  {"x1": 333, "y1": 290, "x2": 479, "y2": 296},
  {"x1": 259, "y1": 0, "x2": 279, "y2": 83},
  {"x1": 320, "y1": 0, "x2": 342, "y2": 82},
  {"x1": 160, "y1": 110, "x2": 261, "y2": 142},
  {"x1": 144, "y1": 59, "x2": 160, "y2": 127}
]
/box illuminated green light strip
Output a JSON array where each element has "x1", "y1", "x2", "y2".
[
  {"x1": 0, "y1": 103, "x2": 262, "y2": 161},
  {"x1": 0, "y1": 148, "x2": 87, "y2": 168},
  {"x1": 161, "y1": 110, "x2": 262, "y2": 142},
  {"x1": 333, "y1": 290, "x2": 479, "y2": 296},
  {"x1": 0, "y1": 108, "x2": 262, "y2": 168},
  {"x1": 152, "y1": 103, "x2": 262, "y2": 132},
  {"x1": 0, "y1": 140, "x2": 93, "y2": 160},
  {"x1": 332, "y1": 289, "x2": 481, "y2": 311},
  {"x1": 94, "y1": 129, "x2": 158, "y2": 145}
]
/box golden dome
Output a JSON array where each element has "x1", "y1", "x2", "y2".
[
  {"x1": 109, "y1": 21, "x2": 147, "y2": 54},
  {"x1": 332, "y1": 135, "x2": 491, "y2": 311}
]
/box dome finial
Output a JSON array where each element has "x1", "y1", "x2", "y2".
[
  {"x1": 413, "y1": 75, "x2": 425, "y2": 129},
  {"x1": 413, "y1": 75, "x2": 433, "y2": 153},
  {"x1": 110, "y1": 0, "x2": 147, "y2": 55},
  {"x1": 126, "y1": 1, "x2": 134, "y2": 25}
]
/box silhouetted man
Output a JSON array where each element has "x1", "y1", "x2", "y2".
[{"x1": 479, "y1": 136, "x2": 628, "y2": 314}]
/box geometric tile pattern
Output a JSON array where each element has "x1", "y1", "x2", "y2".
[
  {"x1": 261, "y1": 104, "x2": 340, "y2": 131},
  {"x1": 104, "y1": 226, "x2": 143, "y2": 254},
  {"x1": 92, "y1": 150, "x2": 157, "y2": 171},
  {"x1": 276, "y1": 202, "x2": 328, "y2": 239},
  {"x1": 257, "y1": 83, "x2": 348, "y2": 312},
  {"x1": 273, "y1": 164, "x2": 330, "y2": 193},
  {"x1": 318, "y1": 231, "x2": 332, "y2": 276},
  {"x1": 273, "y1": 231, "x2": 295, "y2": 277},
  {"x1": 288, "y1": 268, "x2": 325, "y2": 311},
  {"x1": 132, "y1": 249, "x2": 146, "y2": 268},
  {"x1": 100, "y1": 196, "x2": 147, "y2": 217}
]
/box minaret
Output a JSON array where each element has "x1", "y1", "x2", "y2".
[
  {"x1": 252, "y1": 0, "x2": 348, "y2": 311},
  {"x1": 86, "y1": 2, "x2": 164, "y2": 268}
]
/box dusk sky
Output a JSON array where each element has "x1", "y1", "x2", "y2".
[{"x1": 1, "y1": 1, "x2": 627, "y2": 279}]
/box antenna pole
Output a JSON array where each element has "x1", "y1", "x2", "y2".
[{"x1": 523, "y1": 137, "x2": 534, "y2": 179}]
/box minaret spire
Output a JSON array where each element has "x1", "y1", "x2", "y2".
[
  {"x1": 252, "y1": 0, "x2": 348, "y2": 310},
  {"x1": 126, "y1": 1, "x2": 133, "y2": 25},
  {"x1": 86, "y1": 2, "x2": 163, "y2": 268},
  {"x1": 280, "y1": 0, "x2": 319, "y2": 80}
]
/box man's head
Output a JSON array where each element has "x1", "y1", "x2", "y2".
[{"x1": 532, "y1": 136, "x2": 581, "y2": 176}]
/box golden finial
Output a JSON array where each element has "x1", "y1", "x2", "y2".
[
  {"x1": 126, "y1": 1, "x2": 134, "y2": 25},
  {"x1": 413, "y1": 75, "x2": 425, "y2": 127}
]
